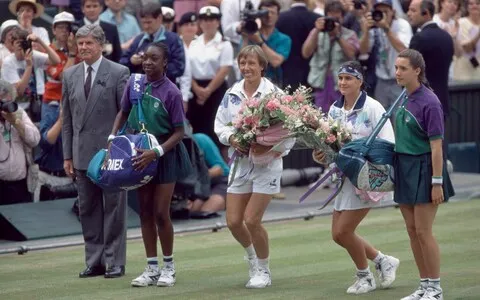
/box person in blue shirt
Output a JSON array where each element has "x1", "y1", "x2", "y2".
[
  {"x1": 119, "y1": 3, "x2": 185, "y2": 82},
  {"x1": 188, "y1": 132, "x2": 230, "y2": 213},
  {"x1": 240, "y1": 0, "x2": 292, "y2": 87},
  {"x1": 100, "y1": 0, "x2": 141, "y2": 52}
]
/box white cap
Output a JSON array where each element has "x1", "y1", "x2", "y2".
[
  {"x1": 198, "y1": 6, "x2": 221, "y2": 18},
  {"x1": 0, "y1": 20, "x2": 19, "y2": 39},
  {"x1": 53, "y1": 11, "x2": 75, "y2": 25},
  {"x1": 162, "y1": 6, "x2": 175, "y2": 21}
]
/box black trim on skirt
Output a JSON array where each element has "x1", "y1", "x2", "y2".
[
  {"x1": 187, "y1": 80, "x2": 228, "y2": 148},
  {"x1": 393, "y1": 152, "x2": 455, "y2": 205}
]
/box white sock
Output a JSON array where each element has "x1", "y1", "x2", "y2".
[
  {"x1": 372, "y1": 251, "x2": 386, "y2": 264},
  {"x1": 147, "y1": 257, "x2": 159, "y2": 271},
  {"x1": 245, "y1": 244, "x2": 256, "y2": 259},
  {"x1": 428, "y1": 278, "x2": 441, "y2": 291},
  {"x1": 356, "y1": 267, "x2": 371, "y2": 276},
  {"x1": 163, "y1": 255, "x2": 174, "y2": 269},
  {"x1": 258, "y1": 257, "x2": 269, "y2": 271},
  {"x1": 420, "y1": 278, "x2": 429, "y2": 289}
]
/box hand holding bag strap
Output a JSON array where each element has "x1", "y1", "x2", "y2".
[{"x1": 364, "y1": 89, "x2": 408, "y2": 148}]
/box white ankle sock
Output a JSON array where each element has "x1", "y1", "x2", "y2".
[
  {"x1": 428, "y1": 278, "x2": 441, "y2": 290},
  {"x1": 163, "y1": 255, "x2": 174, "y2": 269},
  {"x1": 257, "y1": 257, "x2": 269, "y2": 271},
  {"x1": 420, "y1": 278, "x2": 429, "y2": 289},
  {"x1": 245, "y1": 244, "x2": 256, "y2": 259},
  {"x1": 147, "y1": 257, "x2": 159, "y2": 271},
  {"x1": 356, "y1": 267, "x2": 371, "y2": 276},
  {"x1": 372, "y1": 251, "x2": 386, "y2": 264}
]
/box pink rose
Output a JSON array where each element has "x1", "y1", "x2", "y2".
[
  {"x1": 282, "y1": 95, "x2": 293, "y2": 104},
  {"x1": 326, "y1": 134, "x2": 337, "y2": 144},
  {"x1": 265, "y1": 100, "x2": 279, "y2": 111}
]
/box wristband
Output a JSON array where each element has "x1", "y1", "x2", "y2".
[
  {"x1": 107, "y1": 134, "x2": 115, "y2": 142},
  {"x1": 153, "y1": 145, "x2": 165, "y2": 157},
  {"x1": 432, "y1": 176, "x2": 443, "y2": 185}
]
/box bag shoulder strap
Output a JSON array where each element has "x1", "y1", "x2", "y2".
[{"x1": 129, "y1": 73, "x2": 147, "y2": 126}]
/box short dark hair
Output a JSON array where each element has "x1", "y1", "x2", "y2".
[
  {"x1": 140, "y1": 3, "x2": 163, "y2": 19},
  {"x1": 81, "y1": 0, "x2": 104, "y2": 7},
  {"x1": 398, "y1": 49, "x2": 429, "y2": 86},
  {"x1": 259, "y1": 0, "x2": 281, "y2": 13},
  {"x1": 325, "y1": 0, "x2": 346, "y2": 17},
  {"x1": 420, "y1": 0, "x2": 435, "y2": 17},
  {"x1": 16, "y1": 2, "x2": 37, "y2": 14},
  {"x1": 12, "y1": 29, "x2": 29, "y2": 42},
  {"x1": 339, "y1": 60, "x2": 366, "y2": 89},
  {"x1": 148, "y1": 41, "x2": 170, "y2": 62}
]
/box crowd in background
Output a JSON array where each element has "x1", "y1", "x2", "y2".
[{"x1": 0, "y1": 0, "x2": 479, "y2": 207}]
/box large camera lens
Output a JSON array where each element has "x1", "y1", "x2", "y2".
[
  {"x1": 372, "y1": 10, "x2": 384, "y2": 22},
  {"x1": 0, "y1": 101, "x2": 18, "y2": 113},
  {"x1": 243, "y1": 19, "x2": 259, "y2": 35},
  {"x1": 323, "y1": 17, "x2": 336, "y2": 32},
  {"x1": 20, "y1": 39, "x2": 32, "y2": 51}
]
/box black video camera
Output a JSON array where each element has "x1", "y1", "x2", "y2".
[
  {"x1": 20, "y1": 39, "x2": 32, "y2": 51},
  {"x1": 0, "y1": 101, "x2": 18, "y2": 113},
  {"x1": 323, "y1": 17, "x2": 338, "y2": 32},
  {"x1": 241, "y1": 0, "x2": 269, "y2": 34},
  {"x1": 69, "y1": 22, "x2": 80, "y2": 35}
]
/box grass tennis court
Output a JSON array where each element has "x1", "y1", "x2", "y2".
[{"x1": 0, "y1": 200, "x2": 479, "y2": 300}]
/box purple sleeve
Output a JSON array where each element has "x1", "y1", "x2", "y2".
[
  {"x1": 166, "y1": 89, "x2": 186, "y2": 127},
  {"x1": 121, "y1": 77, "x2": 132, "y2": 112},
  {"x1": 424, "y1": 102, "x2": 444, "y2": 139}
]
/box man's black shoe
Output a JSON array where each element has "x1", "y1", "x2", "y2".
[
  {"x1": 79, "y1": 265, "x2": 105, "y2": 278},
  {"x1": 104, "y1": 265, "x2": 125, "y2": 278}
]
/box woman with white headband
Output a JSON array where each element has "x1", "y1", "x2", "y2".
[{"x1": 312, "y1": 60, "x2": 400, "y2": 295}]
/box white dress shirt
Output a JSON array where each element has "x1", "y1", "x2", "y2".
[
  {"x1": 83, "y1": 18, "x2": 101, "y2": 26},
  {"x1": 189, "y1": 32, "x2": 233, "y2": 80},
  {"x1": 83, "y1": 56, "x2": 102, "y2": 89}
]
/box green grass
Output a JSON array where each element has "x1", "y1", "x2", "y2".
[{"x1": 1, "y1": 200, "x2": 479, "y2": 300}]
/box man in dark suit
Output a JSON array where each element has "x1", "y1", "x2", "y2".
[
  {"x1": 62, "y1": 24, "x2": 130, "y2": 279},
  {"x1": 276, "y1": 0, "x2": 320, "y2": 90},
  {"x1": 77, "y1": 0, "x2": 122, "y2": 62},
  {"x1": 408, "y1": 0, "x2": 454, "y2": 118}
]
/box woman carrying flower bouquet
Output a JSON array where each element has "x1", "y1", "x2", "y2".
[
  {"x1": 313, "y1": 61, "x2": 400, "y2": 295},
  {"x1": 214, "y1": 45, "x2": 294, "y2": 289},
  {"x1": 110, "y1": 42, "x2": 191, "y2": 288},
  {"x1": 394, "y1": 49, "x2": 454, "y2": 300}
]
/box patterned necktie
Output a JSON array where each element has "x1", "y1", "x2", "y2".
[{"x1": 84, "y1": 66, "x2": 93, "y2": 100}]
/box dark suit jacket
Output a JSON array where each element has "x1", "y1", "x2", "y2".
[
  {"x1": 62, "y1": 58, "x2": 129, "y2": 170},
  {"x1": 276, "y1": 5, "x2": 321, "y2": 89},
  {"x1": 410, "y1": 23, "x2": 454, "y2": 116},
  {"x1": 77, "y1": 20, "x2": 122, "y2": 63}
]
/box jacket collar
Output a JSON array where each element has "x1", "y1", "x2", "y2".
[
  {"x1": 333, "y1": 90, "x2": 367, "y2": 111},
  {"x1": 228, "y1": 77, "x2": 277, "y2": 100}
]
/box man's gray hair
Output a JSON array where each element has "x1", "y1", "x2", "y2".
[
  {"x1": 0, "y1": 79, "x2": 17, "y2": 100},
  {"x1": 76, "y1": 24, "x2": 106, "y2": 45}
]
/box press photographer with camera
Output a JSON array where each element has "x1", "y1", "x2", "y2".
[
  {"x1": 240, "y1": 0, "x2": 292, "y2": 87},
  {"x1": 221, "y1": 0, "x2": 261, "y2": 48},
  {"x1": 9, "y1": 0, "x2": 50, "y2": 49},
  {"x1": 0, "y1": 79, "x2": 40, "y2": 205},
  {"x1": 302, "y1": 0, "x2": 359, "y2": 113},
  {"x1": 1, "y1": 29, "x2": 61, "y2": 121},
  {"x1": 358, "y1": 0, "x2": 412, "y2": 110}
]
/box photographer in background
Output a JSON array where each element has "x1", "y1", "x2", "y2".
[
  {"x1": 9, "y1": 0, "x2": 50, "y2": 47},
  {"x1": 358, "y1": 0, "x2": 412, "y2": 110},
  {"x1": 302, "y1": 0, "x2": 359, "y2": 113},
  {"x1": 34, "y1": 12, "x2": 80, "y2": 201},
  {"x1": 221, "y1": 0, "x2": 261, "y2": 50},
  {"x1": 0, "y1": 79, "x2": 40, "y2": 205},
  {"x1": 1, "y1": 30, "x2": 61, "y2": 119},
  {"x1": 241, "y1": 0, "x2": 292, "y2": 87}
]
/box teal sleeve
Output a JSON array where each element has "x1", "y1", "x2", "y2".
[{"x1": 193, "y1": 133, "x2": 230, "y2": 176}]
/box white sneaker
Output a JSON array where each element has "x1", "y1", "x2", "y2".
[
  {"x1": 156, "y1": 267, "x2": 176, "y2": 287},
  {"x1": 246, "y1": 268, "x2": 271, "y2": 289},
  {"x1": 420, "y1": 287, "x2": 443, "y2": 300},
  {"x1": 346, "y1": 272, "x2": 376, "y2": 294},
  {"x1": 401, "y1": 286, "x2": 427, "y2": 300},
  {"x1": 245, "y1": 256, "x2": 258, "y2": 279},
  {"x1": 375, "y1": 255, "x2": 400, "y2": 288},
  {"x1": 131, "y1": 265, "x2": 160, "y2": 287}
]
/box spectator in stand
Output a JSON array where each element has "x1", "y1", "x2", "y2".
[
  {"x1": 433, "y1": 0, "x2": 461, "y2": 36},
  {"x1": 162, "y1": 7, "x2": 176, "y2": 31},
  {"x1": 187, "y1": 6, "x2": 233, "y2": 150},
  {"x1": 177, "y1": 12, "x2": 198, "y2": 111},
  {"x1": 0, "y1": 21, "x2": 20, "y2": 70},
  {"x1": 277, "y1": 0, "x2": 321, "y2": 90},
  {"x1": 188, "y1": 132, "x2": 229, "y2": 214},
  {"x1": 241, "y1": 0, "x2": 292, "y2": 87},
  {"x1": 9, "y1": 0, "x2": 50, "y2": 47},
  {"x1": 100, "y1": 0, "x2": 142, "y2": 53},
  {"x1": 408, "y1": 0, "x2": 454, "y2": 120},
  {"x1": 359, "y1": 0, "x2": 412, "y2": 111},
  {"x1": 34, "y1": 12, "x2": 79, "y2": 201},
  {"x1": 125, "y1": 0, "x2": 161, "y2": 18},
  {"x1": 120, "y1": 3, "x2": 185, "y2": 82},
  {"x1": 0, "y1": 79, "x2": 40, "y2": 205},
  {"x1": 174, "y1": 0, "x2": 208, "y2": 24},
  {"x1": 313, "y1": 0, "x2": 326, "y2": 15},
  {"x1": 1, "y1": 30, "x2": 61, "y2": 108},
  {"x1": 302, "y1": 0, "x2": 359, "y2": 113},
  {"x1": 77, "y1": 0, "x2": 122, "y2": 62},
  {"x1": 452, "y1": 0, "x2": 480, "y2": 81}
]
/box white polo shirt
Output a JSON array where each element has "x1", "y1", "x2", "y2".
[{"x1": 188, "y1": 32, "x2": 233, "y2": 80}]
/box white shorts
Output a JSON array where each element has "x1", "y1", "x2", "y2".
[{"x1": 227, "y1": 157, "x2": 282, "y2": 195}]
